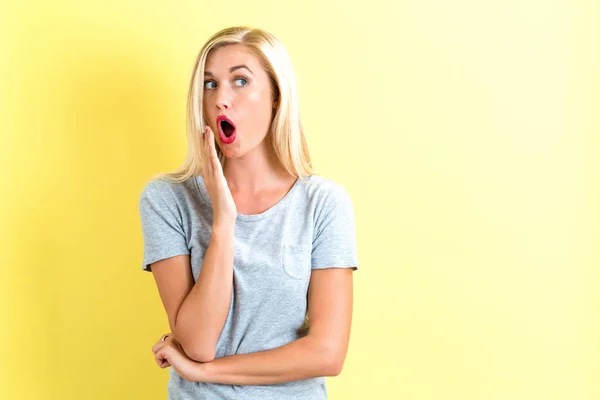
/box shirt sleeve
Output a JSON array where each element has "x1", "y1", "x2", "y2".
[
  {"x1": 138, "y1": 181, "x2": 190, "y2": 272},
  {"x1": 311, "y1": 183, "x2": 359, "y2": 271}
]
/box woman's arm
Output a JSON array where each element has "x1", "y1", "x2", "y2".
[
  {"x1": 188, "y1": 268, "x2": 353, "y2": 385},
  {"x1": 175, "y1": 128, "x2": 238, "y2": 362},
  {"x1": 193, "y1": 335, "x2": 334, "y2": 385},
  {"x1": 173, "y1": 223, "x2": 234, "y2": 362}
]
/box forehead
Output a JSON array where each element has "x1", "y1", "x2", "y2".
[{"x1": 205, "y1": 44, "x2": 261, "y2": 72}]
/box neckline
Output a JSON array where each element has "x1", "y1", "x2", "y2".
[{"x1": 194, "y1": 175, "x2": 306, "y2": 222}]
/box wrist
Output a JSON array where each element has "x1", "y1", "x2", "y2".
[
  {"x1": 212, "y1": 222, "x2": 235, "y2": 236},
  {"x1": 193, "y1": 360, "x2": 212, "y2": 383}
]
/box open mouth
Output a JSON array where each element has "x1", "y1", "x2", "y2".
[
  {"x1": 220, "y1": 120, "x2": 235, "y2": 137},
  {"x1": 216, "y1": 115, "x2": 237, "y2": 144}
]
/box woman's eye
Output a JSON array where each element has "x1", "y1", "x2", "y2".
[
  {"x1": 204, "y1": 81, "x2": 216, "y2": 89},
  {"x1": 234, "y1": 78, "x2": 247, "y2": 87}
]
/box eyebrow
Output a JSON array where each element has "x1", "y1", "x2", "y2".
[{"x1": 204, "y1": 64, "x2": 253, "y2": 77}]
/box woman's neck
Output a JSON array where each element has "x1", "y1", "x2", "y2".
[{"x1": 223, "y1": 147, "x2": 293, "y2": 192}]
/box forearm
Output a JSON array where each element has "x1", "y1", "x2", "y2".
[
  {"x1": 191, "y1": 336, "x2": 338, "y2": 385},
  {"x1": 175, "y1": 224, "x2": 234, "y2": 361}
]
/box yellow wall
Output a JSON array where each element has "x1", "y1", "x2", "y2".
[{"x1": 2, "y1": 1, "x2": 598, "y2": 399}]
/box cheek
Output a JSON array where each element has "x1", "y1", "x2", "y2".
[
  {"x1": 203, "y1": 99, "x2": 217, "y2": 127},
  {"x1": 202, "y1": 99, "x2": 211, "y2": 118},
  {"x1": 244, "y1": 89, "x2": 272, "y2": 122},
  {"x1": 246, "y1": 89, "x2": 264, "y2": 104}
]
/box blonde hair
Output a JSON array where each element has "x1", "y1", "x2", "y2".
[{"x1": 150, "y1": 26, "x2": 314, "y2": 183}]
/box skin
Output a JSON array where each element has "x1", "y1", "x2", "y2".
[
  {"x1": 202, "y1": 43, "x2": 297, "y2": 207},
  {"x1": 151, "y1": 43, "x2": 354, "y2": 385}
]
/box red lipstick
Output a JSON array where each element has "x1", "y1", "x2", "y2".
[{"x1": 216, "y1": 115, "x2": 237, "y2": 144}]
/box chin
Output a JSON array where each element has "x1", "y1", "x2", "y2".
[
  {"x1": 219, "y1": 144, "x2": 244, "y2": 159},
  {"x1": 218, "y1": 135, "x2": 268, "y2": 159}
]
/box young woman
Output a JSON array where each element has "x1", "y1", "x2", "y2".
[{"x1": 139, "y1": 26, "x2": 359, "y2": 399}]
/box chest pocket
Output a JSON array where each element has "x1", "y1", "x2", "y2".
[{"x1": 282, "y1": 244, "x2": 312, "y2": 280}]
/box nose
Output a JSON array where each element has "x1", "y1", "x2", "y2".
[
  {"x1": 215, "y1": 85, "x2": 232, "y2": 110},
  {"x1": 216, "y1": 98, "x2": 230, "y2": 110}
]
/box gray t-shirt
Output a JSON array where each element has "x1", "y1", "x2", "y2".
[{"x1": 139, "y1": 174, "x2": 359, "y2": 400}]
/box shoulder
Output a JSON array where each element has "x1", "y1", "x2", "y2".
[
  {"x1": 298, "y1": 174, "x2": 353, "y2": 211},
  {"x1": 139, "y1": 175, "x2": 203, "y2": 209}
]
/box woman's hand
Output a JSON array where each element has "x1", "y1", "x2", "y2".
[
  {"x1": 152, "y1": 334, "x2": 202, "y2": 382},
  {"x1": 152, "y1": 334, "x2": 172, "y2": 368},
  {"x1": 202, "y1": 125, "x2": 237, "y2": 227}
]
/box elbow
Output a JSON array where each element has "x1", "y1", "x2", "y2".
[
  {"x1": 184, "y1": 346, "x2": 216, "y2": 363},
  {"x1": 326, "y1": 357, "x2": 344, "y2": 377},
  {"x1": 189, "y1": 351, "x2": 216, "y2": 363},
  {"x1": 314, "y1": 339, "x2": 346, "y2": 377},
  {"x1": 173, "y1": 326, "x2": 216, "y2": 363},
  {"x1": 181, "y1": 343, "x2": 216, "y2": 363},
  {"x1": 176, "y1": 336, "x2": 216, "y2": 363}
]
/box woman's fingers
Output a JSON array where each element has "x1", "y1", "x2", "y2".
[
  {"x1": 204, "y1": 125, "x2": 224, "y2": 179},
  {"x1": 157, "y1": 354, "x2": 171, "y2": 368},
  {"x1": 207, "y1": 126, "x2": 221, "y2": 170},
  {"x1": 152, "y1": 334, "x2": 171, "y2": 353},
  {"x1": 155, "y1": 348, "x2": 170, "y2": 368},
  {"x1": 153, "y1": 341, "x2": 172, "y2": 368},
  {"x1": 203, "y1": 126, "x2": 213, "y2": 175}
]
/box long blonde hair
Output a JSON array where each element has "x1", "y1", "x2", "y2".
[{"x1": 150, "y1": 26, "x2": 314, "y2": 183}]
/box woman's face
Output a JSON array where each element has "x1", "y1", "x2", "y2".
[{"x1": 202, "y1": 44, "x2": 276, "y2": 159}]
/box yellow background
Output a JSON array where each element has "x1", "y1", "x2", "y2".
[{"x1": 1, "y1": 0, "x2": 598, "y2": 399}]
